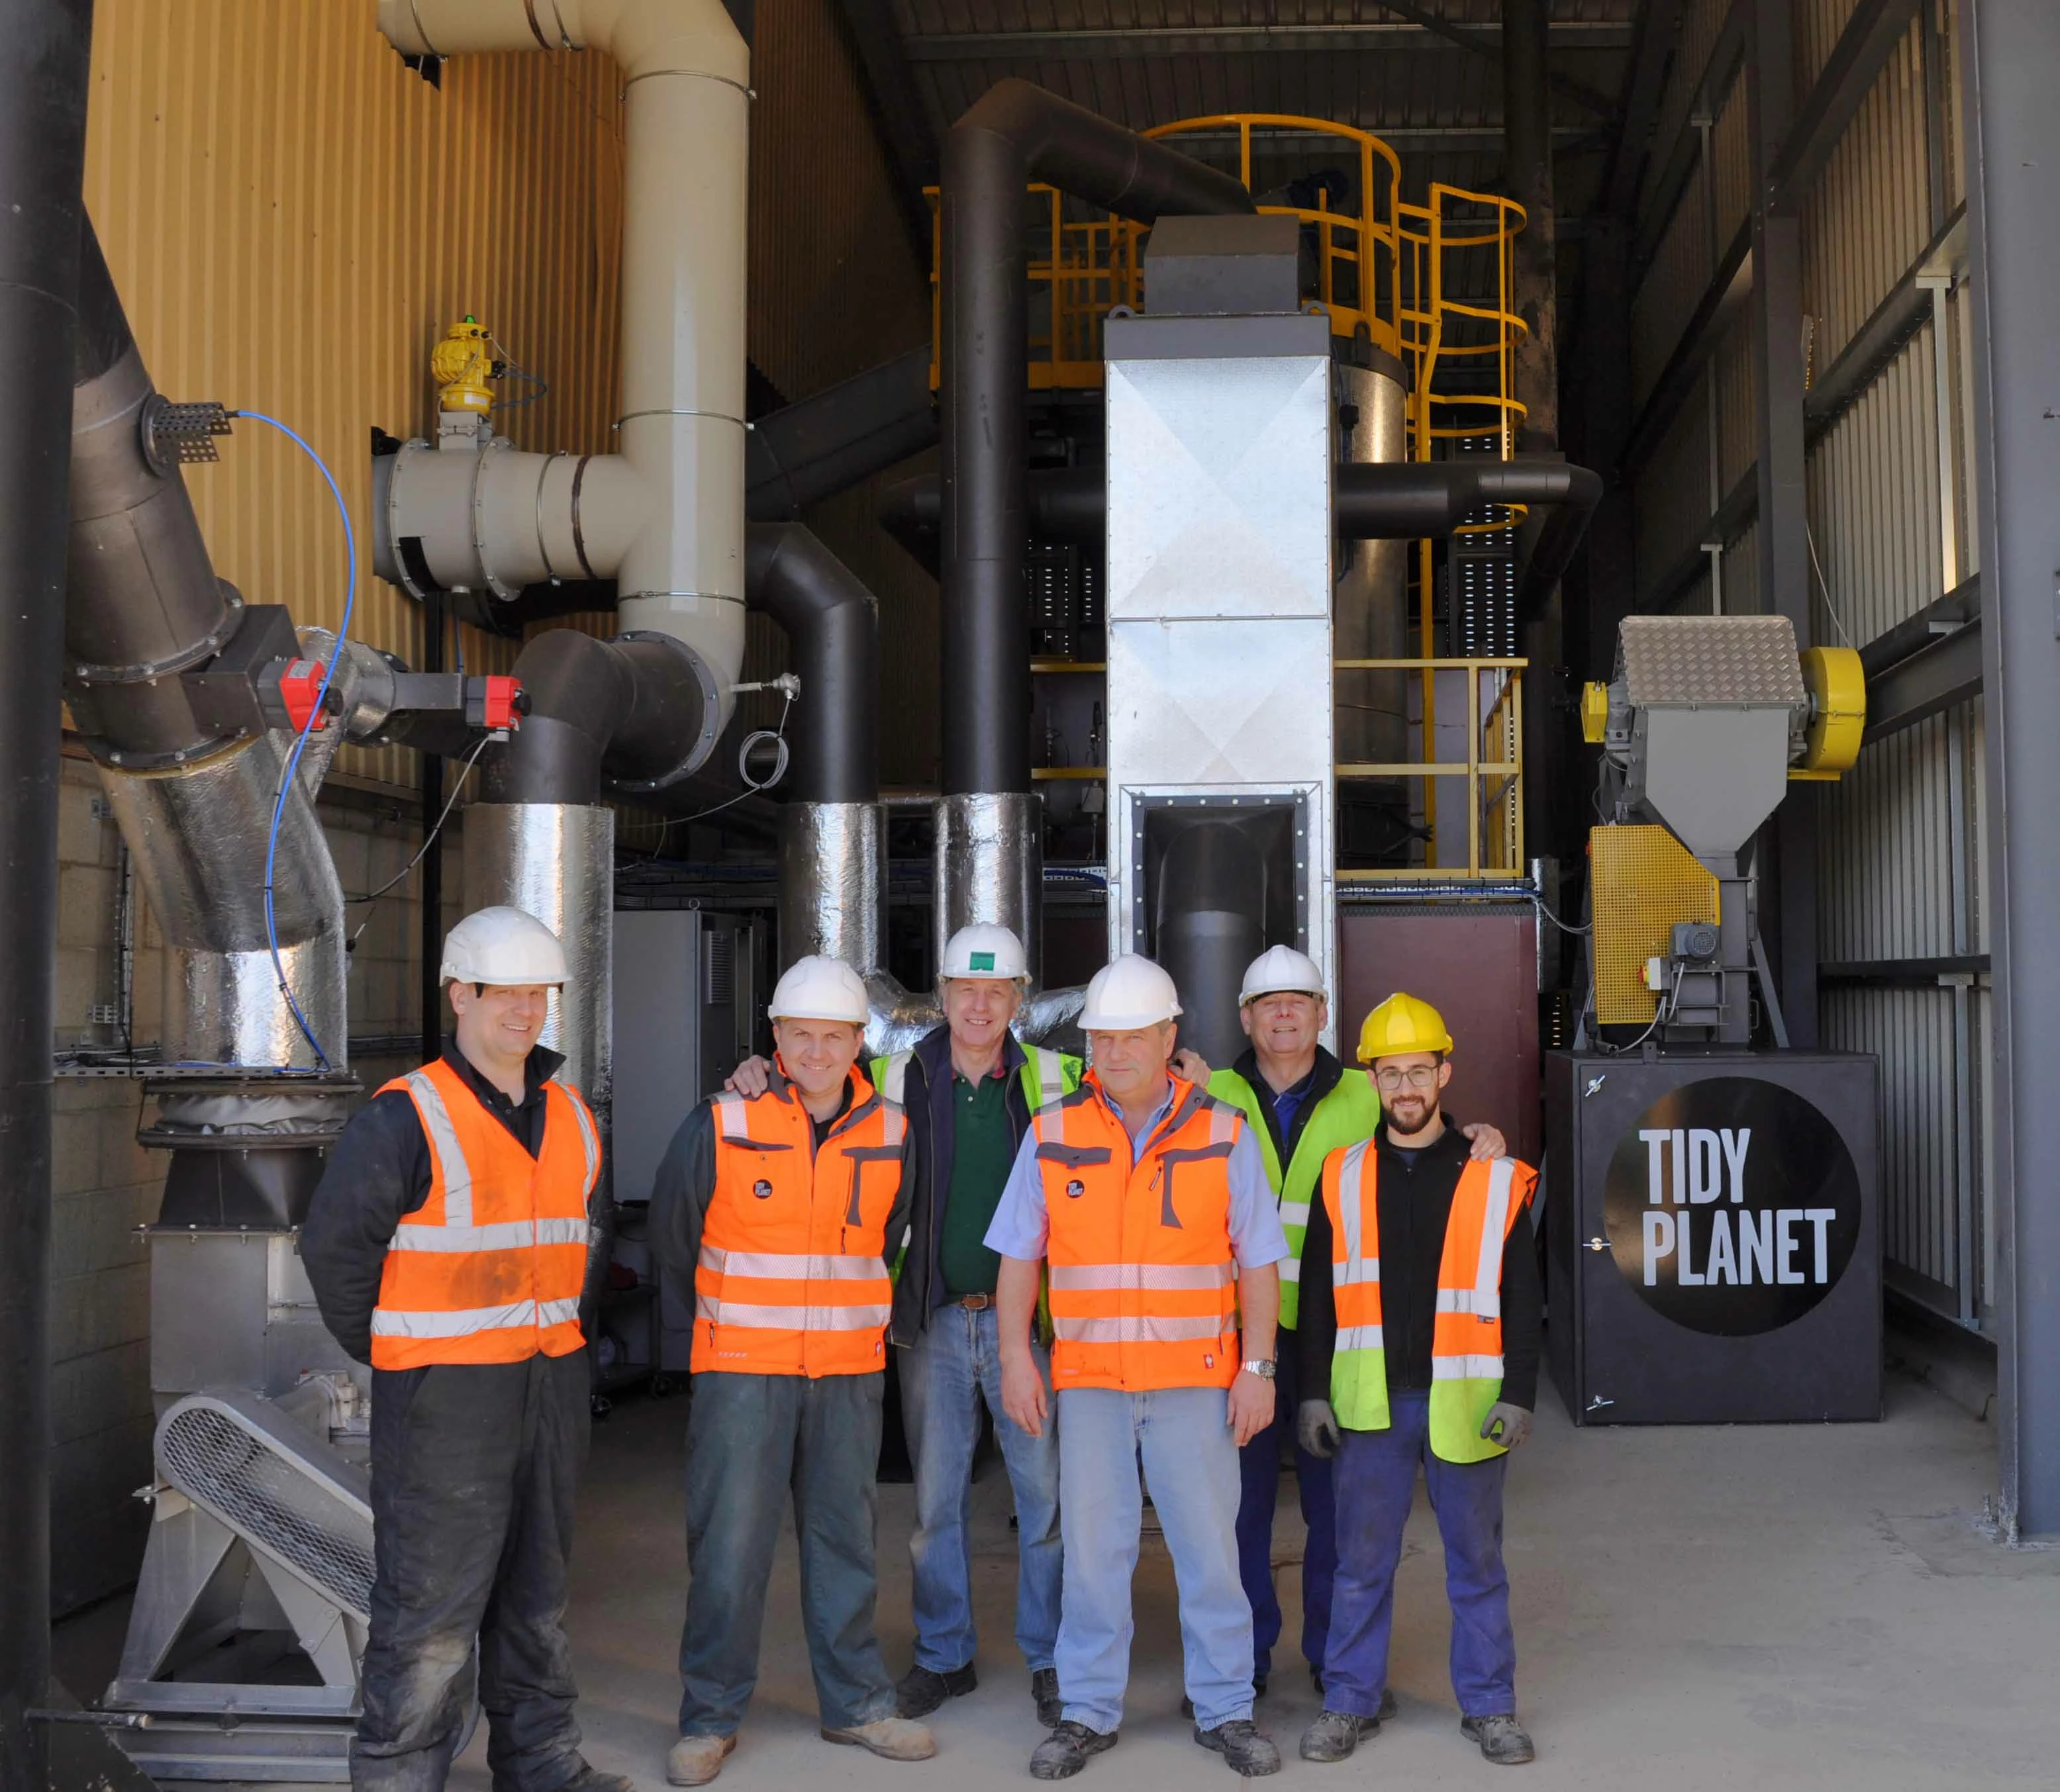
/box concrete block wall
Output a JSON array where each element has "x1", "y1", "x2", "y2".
[{"x1": 48, "y1": 753, "x2": 452, "y2": 1614}]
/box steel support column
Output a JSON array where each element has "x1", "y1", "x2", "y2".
[
  {"x1": 1747, "y1": 0, "x2": 1818, "y2": 1045},
  {"x1": 1961, "y1": 0, "x2": 2060, "y2": 1539},
  {"x1": 0, "y1": 6, "x2": 94, "y2": 1783}
]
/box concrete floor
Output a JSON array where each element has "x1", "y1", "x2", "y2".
[{"x1": 57, "y1": 1368, "x2": 2060, "y2": 1790}]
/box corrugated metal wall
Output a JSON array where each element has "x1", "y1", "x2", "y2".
[
  {"x1": 83, "y1": 0, "x2": 628, "y2": 790},
  {"x1": 1622, "y1": 1, "x2": 1990, "y2": 1325}
]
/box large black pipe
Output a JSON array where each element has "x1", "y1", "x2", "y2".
[
  {"x1": 942, "y1": 81, "x2": 1253, "y2": 795},
  {"x1": 882, "y1": 457, "x2": 1604, "y2": 566},
  {"x1": 1, "y1": 6, "x2": 93, "y2": 1781},
  {"x1": 746, "y1": 347, "x2": 937, "y2": 524},
  {"x1": 481, "y1": 631, "x2": 713, "y2": 806},
  {"x1": 68, "y1": 214, "x2": 238, "y2": 764},
  {"x1": 746, "y1": 523, "x2": 877, "y2": 804}
]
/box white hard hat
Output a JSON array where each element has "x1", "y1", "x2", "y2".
[
  {"x1": 1081, "y1": 955, "x2": 1183, "y2": 1030},
  {"x1": 768, "y1": 955, "x2": 871, "y2": 1025},
  {"x1": 1240, "y1": 945, "x2": 1326, "y2": 1005},
  {"x1": 940, "y1": 923, "x2": 1028, "y2": 981},
  {"x1": 440, "y1": 906, "x2": 569, "y2": 987}
]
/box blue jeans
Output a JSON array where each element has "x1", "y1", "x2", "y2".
[
  {"x1": 900, "y1": 1303, "x2": 1063, "y2": 1674},
  {"x1": 1055, "y1": 1386, "x2": 1253, "y2": 1734},
  {"x1": 1324, "y1": 1392, "x2": 1515, "y2": 1720},
  {"x1": 677, "y1": 1371, "x2": 897, "y2": 1737},
  {"x1": 1235, "y1": 1340, "x2": 1336, "y2": 1681}
]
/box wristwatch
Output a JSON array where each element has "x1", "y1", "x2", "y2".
[{"x1": 1240, "y1": 1358, "x2": 1277, "y2": 1380}]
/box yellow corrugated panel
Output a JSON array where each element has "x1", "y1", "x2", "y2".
[
  {"x1": 83, "y1": 0, "x2": 626, "y2": 792},
  {"x1": 1591, "y1": 825, "x2": 1721, "y2": 1026}
]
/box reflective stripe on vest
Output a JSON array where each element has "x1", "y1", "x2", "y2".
[
  {"x1": 1038, "y1": 1074, "x2": 1243, "y2": 1393},
  {"x1": 1208, "y1": 1065, "x2": 1381, "y2": 1329},
  {"x1": 1321, "y1": 1143, "x2": 1534, "y2": 1463},
  {"x1": 370, "y1": 1061, "x2": 595, "y2": 1370},
  {"x1": 696, "y1": 1066, "x2": 905, "y2": 1377}
]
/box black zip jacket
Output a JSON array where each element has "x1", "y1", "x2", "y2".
[
  {"x1": 301, "y1": 1043, "x2": 585, "y2": 1364},
  {"x1": 886, "y1": 1025, "x2": 1057, "y2": 1344},
  {"x1": 649, "y1": 1068, "x2": 914, "y2": 1321},
  {"x1": 1297, "y1": 1119, "x2": 1542, "y2": 1413}
]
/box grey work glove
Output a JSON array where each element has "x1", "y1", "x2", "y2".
[
  {"x1": 1298, "y1": 1398, "x2": 1342, "y2": 1460},
  {"x1": 1480, "y1": 1402, "x2": 1533, "y2": 1450}
]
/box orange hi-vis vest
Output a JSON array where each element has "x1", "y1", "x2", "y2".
[
  {"x1": 370, "y1": 1057, "x2": 601, "y2": 1371},
  {"x1": 695, "y1": 1064, "x2": 908, "y2": 1377},
  {"x1": 1320, "y1": 1141, "x2": 1538, "y2": 1462},
  {"x1": 1036, "y1": 1073, "x2": 1246, "y2": 1393}
]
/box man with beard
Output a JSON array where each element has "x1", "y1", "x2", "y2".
[{"x1": 1294, "y1": 994, "x2": 1541, "y2": 1768}]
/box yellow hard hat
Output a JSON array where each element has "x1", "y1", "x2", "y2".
[{"x1": 1356, "y1": 991, "x2": 1455, "y2": 1063}]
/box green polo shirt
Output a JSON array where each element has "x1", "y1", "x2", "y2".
[{"x1": 938, "y1": 1067, "x2": 1016, "y2": 1299}]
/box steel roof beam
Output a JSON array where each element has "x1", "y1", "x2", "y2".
[{"x1": 901, "y1": 22, "x2": 1634, "y2": 60}]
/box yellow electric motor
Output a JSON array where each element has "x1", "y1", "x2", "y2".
[
  {"x1": 1794, "y1": 644, "x2": 1866, "y2": 778},
  {"x1": 430, "y1": 316, "x2": 495, "y2": 416}
]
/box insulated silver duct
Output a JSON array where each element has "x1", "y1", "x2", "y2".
[
  {"x1": 778, "y1": 800, "x2": 886, "y2": 975},
  {"x1": 935, "y1": 793, "x2": 1044, "y2": 990},
  {"x1": 104, "y1": 748, "x2": 347, "y2": 1067},
  {"x1": 463, "y1": 804, "x2": 615, "y2": 1126}
]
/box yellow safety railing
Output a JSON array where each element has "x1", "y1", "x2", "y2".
[{"x1": 1334, "y1": 658, "x2": 1527, "y2": 880}]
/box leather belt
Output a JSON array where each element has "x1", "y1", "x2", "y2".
[{"x1": 956, "y1": 1293, "x2": 994, "y2": 1311}]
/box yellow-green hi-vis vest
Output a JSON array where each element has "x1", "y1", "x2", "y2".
[
  {"x1": 1208, "y1": 1066, "x2": 1383, "y2": 1329},
  {"x1": 872, "y1": 1043, "x2": 1079, "y2": 1115}
]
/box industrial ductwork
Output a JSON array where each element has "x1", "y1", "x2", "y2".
[
  {"x1": 748, "y1": 524, "x2": 896, "y2": 1024},
  {"x1": 375, "y1": 0, "x2": 750, "y2": 775},
  {"x1": 68, "y1": 216, "x2": 350, "y2": 1071},
  {"x1": 939, "y1": 81, "x2": 1256, "y2": 982},
  {"x1": 883, "y1": 457, "x2": 1604, "y2": 567}
]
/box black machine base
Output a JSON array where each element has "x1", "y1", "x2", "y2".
[{"x1": 1545, "y1": 1049, "x2": 1882, "y2": 1425}]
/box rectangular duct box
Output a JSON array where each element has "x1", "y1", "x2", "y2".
[{"x1": 1142, "y1": 213, "x2": 1302, "y2": 316}]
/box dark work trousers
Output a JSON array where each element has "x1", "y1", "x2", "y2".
[
  {"x1": 1236, "y1": 1341, "x2": 1338, "y2": 1681},
  {"x1": 677, "y1": 1370, "x2": 897, "y2": 1738},
  {"x1": 355, "y1": 1350, "x2": 593, "y2": 1792},
  {"x1": 1323, "y1": 1391, "x2": 1515, "y2": 1721}
]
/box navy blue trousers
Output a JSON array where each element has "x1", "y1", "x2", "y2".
[
  {"x1": 1322, "y1": 1391, "x2": 1516, "y2": 1720},
  {"x1": 1234, "y1": 1341, "x2": 1338, "y2": 1680}
]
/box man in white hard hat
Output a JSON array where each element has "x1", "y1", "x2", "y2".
[
  {"x1": 650, "y1": 955, "x2": 935, "y2": 1785},
  {"x1": 986, "y1": 954, "x2": 1290, "y2": 1780},
  {"x1": 303, "y1": 907, "x2": 627, "y2": 1792},
  {"x1": 724, "y1": 923, "x2": 1081, "y2": 1728},
  {"x1": 1204, "y1": 948, "x2": 1504, "y2": 1703}
]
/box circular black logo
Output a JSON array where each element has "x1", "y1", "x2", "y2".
[
  {"x1": 1602, "y1": 1077, "x2": 1859, "y2": 1337},
  {"x1": 1065, "y1": 1179, "x2": 1087, "y2": 1200},
  {"x1": 752, "y1": 1178, "x2": 774, "y2": 1200}
]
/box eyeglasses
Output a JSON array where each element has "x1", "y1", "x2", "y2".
[{"x1": 1371, "y1": 1065, "x2": 1440, "y2": 1091}]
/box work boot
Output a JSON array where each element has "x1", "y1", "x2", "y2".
[
  {"x1": 820, "y1": 1717, "x2": 938, "y2": 1761},
  {"x1": 1461, "y1": 1714, "x2": 1536, "y2": 1766},
  {"x1": 1032, "y1": 1668, "x2": 1063, "y2": 1728},
  {"x1": 1194, "y1": 1719, "x2": 1283, "y2": 1777},
  {"x1": 1308, "y1": 1669, "x2": 1396, "y2": 1722},
  {"x1": 1183, "y1": 1677, "x2": 1266, "y2": 1717},
  {"x1": 665, "y1": 1734, "x2": 736, "y2": 1787},
  {"x1": 560, "y1": 1769, "x2": 637, "y2": 1792},
  {"x1": 1030, "y1": 1720, "x2": 1118, "y2": 1780},
  {"x1": 1299, "y1": 1711, "x2": 1379, "y2": 1763},
  {"x1": 897, "y1": 1661, "x2": 977, "y2": 1718}
]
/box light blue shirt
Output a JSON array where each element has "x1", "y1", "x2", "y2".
[{"x1": 982, "y1": 1078, "x2": 1291, "y2": 1268}]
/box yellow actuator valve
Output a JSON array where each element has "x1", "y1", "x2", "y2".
[
  {"x1": 1580, "y1": 681, "x2": 1610, "y2": 745},
  {"x1": 431, "y1": 316, "x2": 495, "y2": 416},
  {"x1": 1796, "y1": 645, "x2": 1866, "y2": 777}
]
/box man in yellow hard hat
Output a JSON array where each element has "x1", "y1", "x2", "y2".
[
  {"x1": 1293, "y1": 994, "x2": 1542, "y2": 1769},
  {"x1": 1200, "y1": 948, "x2": 1504, "y2": 1702}
]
